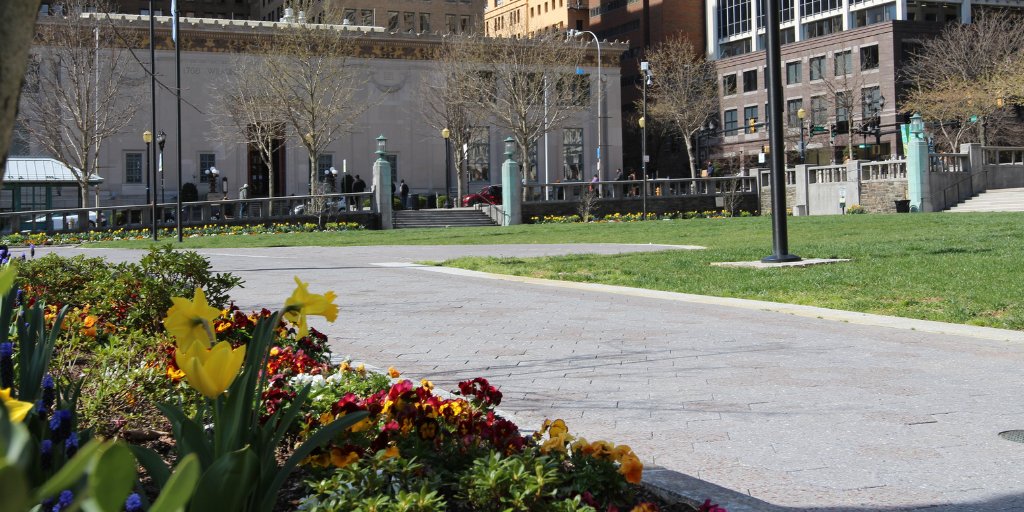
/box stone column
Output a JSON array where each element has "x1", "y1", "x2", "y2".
[
  {"x1": 500, "y1": 137, "x2": 522, "y2": 226},
  {"x1": 906, "y1": 114, "x2": 930, "y2": 212},
  {"x1": 373, "y1": 139, "x2": 393, "y2": 230}
]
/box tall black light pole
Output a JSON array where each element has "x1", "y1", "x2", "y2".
[
  {"x1": 148, "y1": 0, "x2": 156, "y2": 206},
  {"x1": 762, "y1": 0, "x2": 800, "y2": 262},
  {"x1": 442, "y1": 128, "x2": 452, "y2": 207},
  {"x1": 640, "y1": 61, "x2": 651, "y2": 219},
  {"x1": 174, "y1": 0, "x2": 183, "y2": 242}
]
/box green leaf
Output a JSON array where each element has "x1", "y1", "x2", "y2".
[
  {"x1": 82, "y1": 442, "x2": 136, "y2": 512},
  {"x1": 158, "y1": 404, "x2": 213, "y2": 469},
  {"x1": 189, "y1": 447, "x2": 258, "y2": 512},
  {"x1": 34, "y1": 439, "x2": 105, "y2": 502},
  {"x1": 128, "y1": 445, "x2": 172, "y2": 489},
  {"x1": 148, "y1": 454, "x2": 200, "y2": 512},
  {"x1": 0, "y1": 464, "x2": 30, "y2": 512},
  {"x1": 0, "y1": 263, "x2": 16, "y2": 297},
  {"x1": 259, "y1": 411, "x2": 368, "y2": 511}
]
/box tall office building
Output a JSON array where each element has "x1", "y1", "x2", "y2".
[{"x1": 708, "y1": 0, "x2": 1024, "y2": 165}]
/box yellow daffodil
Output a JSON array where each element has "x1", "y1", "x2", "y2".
[
  {"x1": 0, "y1": 388, "x2": 33, "y2": 423},
  {"x1": 283, "y1": 277, "x2": 338, "y2": 338},
  {"x1": 165, "y1": 288, "x2": 221, "y2": 346},
  {"x1": 388, "y1": 367, "x2": 401, "y2": 378},
  {"x1": 174, "y1": 339, "x2": 246, "y2": 399}
]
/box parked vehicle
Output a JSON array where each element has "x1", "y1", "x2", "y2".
[
  {"x1": 462, "y1": 185, "x2": 502, "y2": 207},
  {"x1": 292, "y1": 197, "x2": 347, "y2": 215},
  {"x1": 24, "y1": 211, "x2": 102, "y2": 232}
]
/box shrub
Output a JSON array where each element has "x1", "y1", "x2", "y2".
[{"x1": 846, "y1": 204, "x2": 867, "y2": 214}]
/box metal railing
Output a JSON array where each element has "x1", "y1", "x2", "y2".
[
  {"x1": 526, "y1": 176, "x2": 757, "y2": 201},
  {"x1": 1, "y1": 192, "x2": 374, "y2": 236}
]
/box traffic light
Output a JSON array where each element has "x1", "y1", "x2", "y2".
[
  {"x1": 762, "y1": 145, "x2": 770, "y2": 154},
  {"x1": 748, "y1": 118, "x2": 757, "y2": 133},
  {"x1": 829, "y1": 123, "x2": 837, "y2": 138}
]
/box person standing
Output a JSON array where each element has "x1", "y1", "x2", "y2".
[
  {"x1": 238, "y1": 183, "x2": 249, "y2": 218},
  {"x1": 399, "y1": 179, "x2": 409, "y2": 207},
  {"x1": 353, "y1": 175, "x2": 366, "y2": 193},
  {"x1": 705, "y1": 160, "x2": 715, "y2": 178},
  {"x1": 589, "y1": 173, "x2": 600, "y2": 197}
]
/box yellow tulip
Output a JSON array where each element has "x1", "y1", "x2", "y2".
[
  {"x1": 174, "y1": 339, "x2": 246, "y2": 399},
  {"x1": 165, "y1": 288, "x2": 222, "y2": 345},
  {"x1": 0, "y1": 387, "x2": 33, "y2": 423},
  {"x1": 283, "y1": 277, "x2": 338, "y2": 338}
]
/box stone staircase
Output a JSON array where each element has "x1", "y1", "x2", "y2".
[
  {"x1": 946, "y1": 188, "x2": 1024, "y2": 213},
  {"x1": 393, "y1": 207, "x2": 498, "y2": 228}
]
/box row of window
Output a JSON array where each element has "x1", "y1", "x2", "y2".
[
  {"x1": 720, "y1": 85, "x2": 883, "y2": 135},
  {"x1": 531, "y1": 0, "x2": 568, "y2": 17},
  {"x1": 121, "y1": 128, "x2": 590, "y2": 186},
  {"x1": 722, "y1": 45, "x2": 878, "y2": 95}
]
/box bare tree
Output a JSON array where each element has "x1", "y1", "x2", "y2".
[
  {"x1": 210, "y1": 58, "x2": 286, "y2": 202},
  {"x1": 20, "y1": 1, "x2": 140, "y2": 206},
  {"x1": 902, "y1": 14, "x2": 1024, "y2": 149},
  {"x1": 645, "y1": 36, "x2": 718, "y2": 177},
  {"x1": 455, "y1": 32, "x2": 587, "y2": 184},
  {"x1": 816, "y1": 69, "x2": 871, "y2": 161},
  {"x1": 257, "y1": 6, "x2": 367, "y2": 198},
  {"x1": 0, "y1": 0, "x2": 41, "y2": 174},
  {"x1": 420, "y1": 34, "x2": 489, "y2": 201}
]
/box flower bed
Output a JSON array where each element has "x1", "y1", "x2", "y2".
[
  {"x1": 0, "y1": 221, "x2": 364, "y2": 247},
  {"x1": 0, "y1": 250, "x2": 727, "y2": 511}
]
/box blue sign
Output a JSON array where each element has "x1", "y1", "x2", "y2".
[{"x1": 575, "y1": 67, "x2": 584, "y2": 75}]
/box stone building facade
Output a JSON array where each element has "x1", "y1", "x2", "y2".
[{"x1": 13, "y1": 14, "x2": 623, "y2": 209}]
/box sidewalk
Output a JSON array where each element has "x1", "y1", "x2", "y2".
[{"x1": 46, "y1": 244, "x2": 1024, "y2": 511}]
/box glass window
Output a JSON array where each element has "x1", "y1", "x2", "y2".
[
  {"x1": 809, "y1": 56, "x2": 825, "y2": 80},
  {"x1": 835, "y1": 91, "x2": 849, "y2": 123},
  {"x1": 199, "y1": 153, "x2": 216, "y2": 184},
  {"x1": 419, "y1": 13, "x2": 430, "y2": 32},
  {"x1": 744, "y1": 106, "x2": 759, "y2": 132},
  {"x1": 387, "y1": 11, "x2": 399, "y2": 30},
  {"x1": 125, "y1": 152, "x2": 143, "y2": 184},
  {"x1": 446, "y1": 14, "x2": 456, "y2": 32},
  {"x1": 861, "y1": 86, "x2": 882, "y2": 119},
  {"x1": 742, "y1": 69, "x2": 758, "y2": 92},
  {"x1": 724, "y1": 109, "x2": 738, "y2": 135},
  {"x1": 787, "y1": 99, "x2": 804, "y2": 127},
  {"x1": 799, "y1": 0, "x2": 842, "y2": 16},
  {"x1": 468, "y1": 127, "x2": 490, "y2": 182},
  {"x1": 834, "y1": 50, "x2": 852, "y2": 76},
  {"x1": 403, "y1": 11, "x2": 415, "y2": 31},
  {"x1": 460, "y1": 15, "x2": 471, "y2": 32},
  {"x1": 563, "y1": 128, "x2": 584, "y2": 181},
  {"x1": 717, "y1": 0, "x2": 752, "y2": 38},
  {"x1": 361, "y1": 9, "x2": 373, "y2": 25},
  {"x1": 810, "y1": 95, "x2": 827, "y2": 125},
  {"x1": 317, "y1": 154, "x2": 333, "y2": 182},
  {"x1": 723, "y1": 74, "x2": 737, "y2": 96},
  {"x1": 860, "y1": 45, "x2": 879, "y2": 70},
  {"x1": 786, "y1": 61, "x2": 801, "y2": 84},
  {"x1": 343, "y1": 8, "x2": 356, "y2": 24}
]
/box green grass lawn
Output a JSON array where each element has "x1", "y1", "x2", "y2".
[{"x1": 91, "y1": 212, "x2": 1024, "y2": 330}]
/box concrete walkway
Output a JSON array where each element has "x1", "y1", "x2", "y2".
[{"x1": 40, "y1": 244, "x2": 1024, "y2": 511}]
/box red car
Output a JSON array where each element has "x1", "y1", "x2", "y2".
[{"x1": 462, "y1": 185, "x2": 502, "y2": 207}]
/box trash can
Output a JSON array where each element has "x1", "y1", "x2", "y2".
[
  {"x1": 425, "y1": 194, "x2": 438, "y2": 209},
  {"x1": 408, "y1": 194, "x2": 420, "y2": 210},
  {"x1": 792, "y1": 204, "x2": 807, "y2": 216},
  {"x1": 894, "y1": 199, "x2": 910, "y2": 213}
]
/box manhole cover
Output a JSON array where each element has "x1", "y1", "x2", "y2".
[{"x1": 998, "y1": 430, "x2": 1024, "y2": 443}]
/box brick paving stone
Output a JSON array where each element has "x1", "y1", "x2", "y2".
[{"x1": 40, "y1": 244, "x2": 1024, "y2": 511}]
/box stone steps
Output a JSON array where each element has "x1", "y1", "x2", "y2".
[
  {"x1": 393, "y1": 208, "x2": 497, "y2": 228},
  {"x1": 946, "y1": 188, "x2": 1024, "y2": 213}
]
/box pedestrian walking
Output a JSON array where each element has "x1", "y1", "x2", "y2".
[
  {"x1": 400, "y1": 179, "x2": 409, "y2": 207},
  {"x1": 238, "y1": 183, "x2": 249, "y2": 217}
]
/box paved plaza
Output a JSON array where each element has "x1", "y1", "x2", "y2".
[{"x1": 42, "y1": 244, "x2": 1024, "y2": 511}]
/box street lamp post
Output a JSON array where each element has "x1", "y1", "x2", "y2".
[
  {"x1": 143, "y1": 130, "x2": 156, "y2": 241},
  {"x1": 442, "y1": 128, "x2": 452, "y2": 208},
  {"x1": 568, "y1": 29, "x2": 602, "y2": 181},
  {"x1": 639, "y1": 60, "x2": 652, "y2": 219},
  {"x1": 157, "y1": 130, "x2": 166, "y2": 203},
  {"x1": 326, "y1": 166, "x2": 338, "y2": 192},
  {"x1": 204, "y1": 167, "x2": 219, "y2": 194},
  {"x1": 797, "y1": 108, "x2": 806, "y2": 163}
]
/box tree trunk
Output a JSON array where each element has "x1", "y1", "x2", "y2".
[{"x1": 0, "y1": 1, "x2": 41, "y2": 176}]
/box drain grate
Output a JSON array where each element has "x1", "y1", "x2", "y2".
[{"x1": 998, "y1": 430, "x2": 1024, "y2": 443}]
